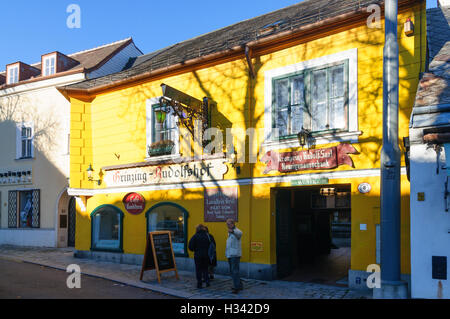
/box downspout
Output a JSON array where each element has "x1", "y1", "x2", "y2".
[{"x1": 376, "y1": 0, "x2": 408, "y2": 298}]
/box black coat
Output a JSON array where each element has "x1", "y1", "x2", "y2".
[{"x1": 188, "y1": 230, "x2": 210, "y2": 259}]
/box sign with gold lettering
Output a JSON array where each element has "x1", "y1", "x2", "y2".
[
  {"x1": 261, "y1": 144, "x2": 357, "y2": 174},
  {"x1": 104, "y1": 159, "x2": 228, "y2": 187}
]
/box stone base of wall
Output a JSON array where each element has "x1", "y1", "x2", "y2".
[
  {"x1": 348, "y1": 269, "x2": 411, "y2": 296},
  {"x1": 75, "y1": 250, "x2": 277, "y2": 280},
  {"x1": 0, "y1": 229, "x2": 56, "y2": 247}
]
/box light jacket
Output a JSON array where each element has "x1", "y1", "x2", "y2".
[{"x1": 225, "y1": 227, "x2": 242, "y2": 258}]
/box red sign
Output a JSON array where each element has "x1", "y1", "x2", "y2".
[
  {"x1": 123, "y1": 193, "x2": 146, "y2": 215},
  {"x1": 261, "y1": 144, "x2": 357, "y2": 174}
]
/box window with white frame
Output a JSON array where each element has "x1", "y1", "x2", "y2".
[
  {"x1": 43, "y1": 56, "x2": 56, "y2": 76},
  {"x1": 146, "y1": 99, "x2": 179, "y2": 158},
  {"x1": 8, "y1": 66, "x2": 19, "y2": 84},
  {"x1": 16, "y1": 123, "x2": 34, "y2": 159},
  {"x1": 264, "y1": 49, "x2": 358, "y2": 145}
]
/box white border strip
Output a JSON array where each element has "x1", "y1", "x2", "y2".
[{"x1": 68, "y1": 167, "x2": 407, "y2": 196}]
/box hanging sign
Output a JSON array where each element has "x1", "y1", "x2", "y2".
[
  {"x1": 104, "y1": 159, "x2": 228, "y2": 187},
  {"x1": 261, "y1": 144, "x2": 357, "y2": 174},
  {"x1": 123, "y1": 193, "x2": 146, "y2": 215}
]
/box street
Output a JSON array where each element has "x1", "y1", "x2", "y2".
[{"x1": 0, "y1": 257, "x2": 178, "y2": 299}]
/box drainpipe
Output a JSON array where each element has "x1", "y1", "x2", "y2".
[{"x1": 375, "y1": 0, "x2": 408, "y2": 299}]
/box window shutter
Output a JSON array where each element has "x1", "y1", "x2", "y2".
[
  {"x1": 31, "y1": 189, "x2": 40, "y2": 228},
  {"x1": 8, "y1": 191, "x2": 17, "y2": 228}
]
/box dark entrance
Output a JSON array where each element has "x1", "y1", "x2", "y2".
[
  {"x1": 276, "y1": 185, "x2": 351, "y2": 286},
  {"x1": 68, "y1": 197, "x2": 76, "y2": 247}
]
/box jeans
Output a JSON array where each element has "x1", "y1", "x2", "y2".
[
  {"x1": 195, "y1": 257, "x2": 209, "y2": 286},
  {"x1": 228, "y1": 257, "x2": 242, "y2": 290}
]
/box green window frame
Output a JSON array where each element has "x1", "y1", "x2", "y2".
[
  {"x1": 272, "y1": 60, "x2": 349, "y2": 140},
  {"x1": 145, "y1": 202, "x2": 189, "y2": 257},
  {"x1": 90, "y1": 205, "x2": 124, "y2": 253}
]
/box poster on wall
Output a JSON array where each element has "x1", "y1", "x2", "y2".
[{"x1": 204, "y1": 187, "x2": 238, "y2": 222}]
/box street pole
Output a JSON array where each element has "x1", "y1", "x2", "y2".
[{"x1": 375, "y1": 0, "x2": 408, "y2": 299}]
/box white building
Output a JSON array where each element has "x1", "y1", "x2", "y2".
[
  {"x1": 409, "y1": 3, "x2": 450, "y2": 299},
  {"x1": 0, "y1": 38, "x2": 142, "y2": 248}
]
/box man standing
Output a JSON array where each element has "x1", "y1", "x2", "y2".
[{"x1": 225, "y1": 219, "x2": 243, "y2": 294}]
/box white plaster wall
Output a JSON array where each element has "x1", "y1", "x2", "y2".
[
  {"x1": 410, "y1": 140, "x2": 450, "y2": 299},
  {"x1": 0, "y1": 74, "x2": 85, "y2": 246}
]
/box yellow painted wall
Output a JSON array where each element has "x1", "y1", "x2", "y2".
[{"x1": 70, "y1": 3, "x2": 426, "y2": 275}]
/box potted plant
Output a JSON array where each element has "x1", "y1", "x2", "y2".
[{"x1": 148, "y1": 140, "x2": 175, "y2": 157}]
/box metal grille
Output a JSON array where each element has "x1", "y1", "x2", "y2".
[
  {"x1": 68, "y1": 197, "x2": 76, "y2": 247},
  {"x1": 31, "y1": 190, "x2": 40, "y2": 228},
  {"x1": 8, "y1": 191, "x2": 17, "y2": 228}
]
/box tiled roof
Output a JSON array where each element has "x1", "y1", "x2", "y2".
[
  {"x1": 412, "y1": 5, "x2": 450, "y2": 128},
  {"x1": 64, "y1": 0, "x2": 386, "y2": 91},
  {"x1": 0, "y1": 38, "x2": 134, "y2": 88},
  {"x1": 414, "y1": 5, "x2": 450, "y2": 108}
]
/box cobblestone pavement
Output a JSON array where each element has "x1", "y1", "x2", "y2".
[{"x1": 0, "y1": 245, "x2": 372, "y2": 299}]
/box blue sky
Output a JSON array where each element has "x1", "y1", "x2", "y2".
[{"x1": 0, "y1": 0, "x2": 438, "y2": 70}]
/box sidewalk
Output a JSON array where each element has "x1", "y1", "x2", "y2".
[{"x1": 0, "y1": 245, "x2": 372, "y2": 299}]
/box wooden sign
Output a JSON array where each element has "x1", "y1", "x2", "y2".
[
  {"x1": 140, "y1": 231, "x2": 179, "y2": 283},
  {"x1": 104, "y1": 159, "x2": 228, "y2": 187},
  {"x1": 204, "y1": 187, "x2": 238, "y2": 222}
]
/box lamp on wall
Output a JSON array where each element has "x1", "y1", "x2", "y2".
[
  {"x1": 297, "y1": 127, "x2": 311, "y2": 149},
  {"x1": 87, "y1": 164, "x2": 102, "y2": 186},
  {"x1": 154, "y1": 104, "x2": 168, "y2": 124}
]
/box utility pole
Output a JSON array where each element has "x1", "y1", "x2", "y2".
[{"x1": 375, "y1": 0, "x2": 408, "y2": 299}]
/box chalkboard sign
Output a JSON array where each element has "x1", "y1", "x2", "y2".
[{"x1": 140, "y1": 231, "x2": 179, "y2": 283}]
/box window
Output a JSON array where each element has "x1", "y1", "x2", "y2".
[
  {"x1": 43, "y1": 56, "x2": 56, "y2": 76},
  {"x1": 8, "y1": 190, "x2": 40, "y2": 229},
  {"x1": 264, "y1": 49, "x2": 358, "y2": 146},
  {"x1": 91, "y1": 205, "x2": 123, "y2": 252},
  {"x1": 16, "y1": 123, "x2": 34, "y2": 159},
  {"x1": 146, "y1": 203, "x2": 188, "y2": 256},
  {"x1": 146, "y1": 99, "x2": 180, "y2": 158},
  {"x1": 272, "y1": 61, "x2": 348, "y2": 138},
  {"x1": 8, "y1": 66, "x2": 19, "y2": 84}
]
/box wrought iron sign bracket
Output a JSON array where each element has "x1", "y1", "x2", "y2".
[{"x1": 160, "y1": 84, "x2": 210, "y2": 146}]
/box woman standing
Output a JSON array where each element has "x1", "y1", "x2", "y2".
[{"x1": 188, "y1": 224, "x2": 211, "y2": 288}]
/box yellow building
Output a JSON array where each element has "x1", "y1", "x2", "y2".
[{"x1": 59, "y1": 0, "x2": 426, "y2": 290}]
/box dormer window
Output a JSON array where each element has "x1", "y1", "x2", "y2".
[
  {"x1": 43, "y1": 55, "x2": 56, "y2": 76},
  {"x1": 7, "y1": 65, "x2": 19, "y2": 84}
]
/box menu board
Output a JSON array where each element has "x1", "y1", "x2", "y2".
[
  {"x1": 140, "y1": 231, "x2": 179, "y2": 283},
  {"x1": 204, "y1": 187, "x2": 238, "y2": 222}
]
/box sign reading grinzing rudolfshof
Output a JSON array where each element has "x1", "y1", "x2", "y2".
[{"x1": 104, "y1": 159, "x2": 228, "y2": 187}]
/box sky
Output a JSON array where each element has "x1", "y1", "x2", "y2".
[{"x1": 0, "y1": 0, "x2": 439, "y2": 70}]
